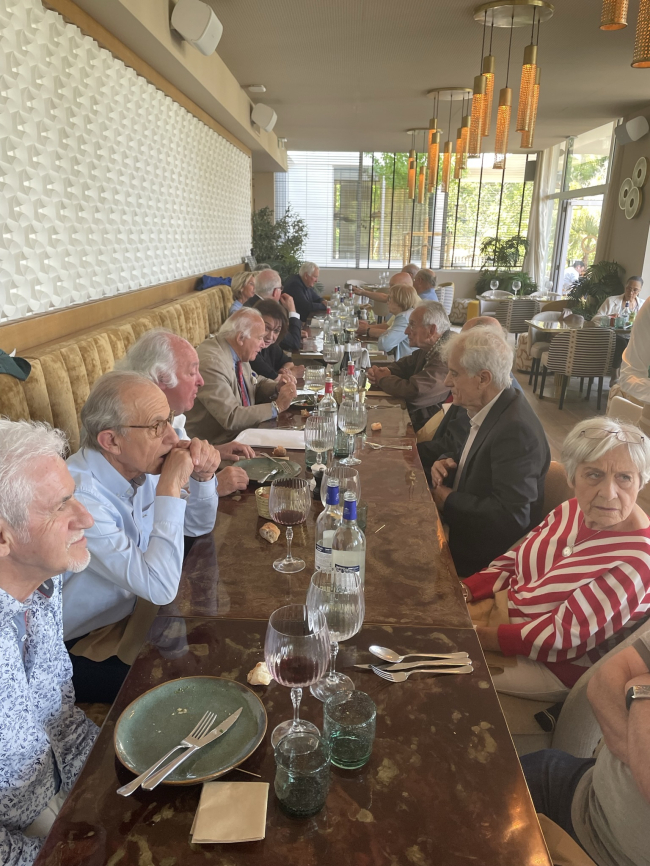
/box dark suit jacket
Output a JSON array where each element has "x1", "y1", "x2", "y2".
[
  {"x1": 250, "y1": 342, "x2": 291, "y2": 379},
  {"x1": 440, "y1": 388, "x2": 550, "y2": 578},
  {"x1": 283, "y1": 274, "x2": 327, "y2": 321},
  {"x1": 279, "y1": 316, "x2": 302, "y2": 352}
]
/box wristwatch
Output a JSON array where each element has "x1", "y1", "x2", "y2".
[
  {"x1": 626, "y1": 684, "x2": 650, "y2": 710},
  {"x1": 461, "y1": 583, "x2": 471, "y2": 602},
  {"x1": 271, "y1": 400, "x2": 279, "y2": 416}
]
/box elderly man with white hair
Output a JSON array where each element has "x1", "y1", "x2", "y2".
[
  {"x1": 118, "y1": 328, "x2": 253, "y2": 496},
  {"x1": 0, "y1": 419, "x2": 97, "y2": 864},
  {"x1": 283, "y1": 261, "x2": 327, "y2": 322},
  {"x1": 186, "y1": 307, "x2": 297, "y2": 445},
  {"x1": 63, "y1": 371, "x2": 220, "y2": 702},
  {"x1": 413, "y1": 268, "x2": 439, "y2": 301},
  {"x1": 242, "y1": 269, "x2": 303, "y2": 352},
  {"x1": 430, "y1": 327, "x2": 550, "y2": 577},
  {"x1": 366, "y1": 301, "x2": 452, "y2": 431}
]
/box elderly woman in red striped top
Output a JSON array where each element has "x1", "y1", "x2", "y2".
[{"x1": 463, "y1": 416, "x2": 650, "y2": 701}]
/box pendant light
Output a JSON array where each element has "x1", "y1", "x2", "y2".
[
  {"x1": 427, "y1": 94, "x2": 440, "y2": 193},
  {"x1": 516, "y1": 10, "x2": 538, "y2": 133},
  {"x1": 418, "y1": 132, "x2": 426, "y2": 203},
  {"x1": 468, "y1": 75, "x2": 487, "y2": 157},
  {"x1": 442, "y1": 98, "x2": 454, "y2": 192},
  {"x1": 494, "y1": 9, "x2": 515, "y2": 170},
  {"x1": 407, "y1": 131, "x2": 416, "y2": 199},
  {"x1": 521, "y1": 66, "x2": 540, "y2": 148},
  {"x1": 633, "y1": 0, "x2": 650, "y2": 67},
  {"x1": 461, "y1": 109, "x2": 471, "y2": 167},
  {"x1": 600, "y1": 0, "x2": 628, "y2": 30},
  {"x1": 481, "y1": 20, "x2": 495, "y2": 137}
]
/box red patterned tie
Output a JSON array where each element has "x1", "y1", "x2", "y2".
[{"x1": 235, "y1": 360, "x2": 250, "y2": 406}]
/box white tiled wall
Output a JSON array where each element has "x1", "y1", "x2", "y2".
[{"x1": 0, "y1": 0, "x2": 251, "y2": 321}]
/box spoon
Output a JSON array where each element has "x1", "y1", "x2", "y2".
[{"x1": 369, "y1": 645, "x2": 469, "y2": 664}]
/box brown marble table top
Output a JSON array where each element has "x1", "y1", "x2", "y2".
[
  {"x1": 36, "y1": 618, "x2": 550, "y2": 866},
  {"x1": 161, "y1": 403, "x2": 469, "y2": 628}
]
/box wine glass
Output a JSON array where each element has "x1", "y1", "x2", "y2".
[
  {"x1": 489, "y1": 279, "x2": 499, "y2": 294},
  {"x1": 264, "y1": 604, "x2": 330, "y2": 746},
  {"x1": 512, "y1": 279, "x2": 521, "y2": 299},
  {"x1": 323, "y1": 340, "x2": 343, "y2": 367},
  {"x1": 268, "y1": 478, "x2": 312, "y2": 573},
  {"x1": 348, "y1": 341, "x2": 363, "y2": 367},
  {"x1": 304, "y1": 415, "x2": 336, "y2": 468},
  {"x1": 320, "y1": 465, "x2": 361, "y2": 508},
  {"x1": 307, "y1": 570, "x2": 365, "y2": 702},
  {"x1": 337, "y1": 400, "x2": 367, "y2": 467},
  {"x1": 304, "y1": 365, "x2": 325, "y2": 407}
]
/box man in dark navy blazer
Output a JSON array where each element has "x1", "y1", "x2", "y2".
[
  {"x1": 283, "y1": 262, "x2": 326, "y2": 322},
  {"x1": 430, "y1": 326, "x2": 550, "y2": 578}
]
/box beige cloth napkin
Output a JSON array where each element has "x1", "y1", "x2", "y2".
[
  {"x1": 69, "y1": 598, "x2": 160, "y2": 665},
  {"x1": 191, "y1": 782, "x2": 269, "y2": 844}
]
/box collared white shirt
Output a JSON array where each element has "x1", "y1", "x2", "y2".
[
  {"x1": 597, "y1": 294, "x2": 644, "y2": 318},
  {"x1": 62, "y1": 447, "x2": 218, "y2": 640},
  {"x1": 452, "y1": 390, "x2": 505, "y2": 491}
]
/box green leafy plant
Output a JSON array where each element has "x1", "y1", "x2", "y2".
[
  {"x1": 251, "y1": 206, "x2": 308, "y2": 281},
  {"x1": 566, "y1": 260, "x2": 625, "y2": 319},
  {"x1": 475, "y1": 235, "x2": 537, "y2": 295}
]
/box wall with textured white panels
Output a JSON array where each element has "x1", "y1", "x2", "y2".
[{"x1": 0, "y1": 0, "x2": 251, "y2": 321}]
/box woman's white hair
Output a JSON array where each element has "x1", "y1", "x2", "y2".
[
  {"x1": 0, "y1": 418, "x2": 68, "y2": 533},
  {"x1": 81, "y1": 370, "x2": 153, "y2": 451},
  {"x1": 562, "y1": 416, "x2": 650, "y2": 486},
  {"x1": 116, "y1": 328, "x2": 190, "y2": 388},
  {"x1": 218, "y1": 307, "x2": 263, "y2": 341},
  {"x1": 299, "y1": 261, "x2": 319, "y2": 278},
  {"x1": 443, "y1": 327, "x2": 513, "y2": 390}
]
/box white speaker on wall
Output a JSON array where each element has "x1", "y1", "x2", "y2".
[
  {"x1": 615, "y1": 116, "x2": 650, "y2": 146},
  {"x1": 251, "y1": 103, "x2": 277, "y2": 133},
  {"x1": 171, "y1": 0, "x2": 223, "y2": 56}
]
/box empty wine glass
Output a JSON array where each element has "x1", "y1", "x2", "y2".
[
  {"x1": 304, "y1": 415, "x2": 336, "y2": 467},
  {"x1": 307, "y1": 570, "x2": 365, "y2": 702},
  {"x1": 268, "y1": 478, "x2": 312, "y2": 573},
  {"x1": 320, "y1": 465, "x2": 361, "y2": 508},
  {"x1": 490, "y1": 279, "x2": 499, "y2": 293},
  {"x1": 323, "y1": 340, "x2": 343, "y2": 366},
  {"x1": 337, "y1": 400, "x2": 367, "y2": 467},
  {"x1": 512, "y1": 279, "x2": 521, "y2": 299},
  {"x1": 265, "y1": 604, "x2": 330, "y2": 746}
]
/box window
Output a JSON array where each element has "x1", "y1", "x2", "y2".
[{"x1": 276, "y1": 151, "x2": 534, "y2": 270}]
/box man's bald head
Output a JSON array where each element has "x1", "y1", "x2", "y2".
[
  {"x1": 462, "y1": 315, "x2": 504, "y2": 335},
  {"x1": 389, "y1": 272, "x2": 413, "y2": 287}
]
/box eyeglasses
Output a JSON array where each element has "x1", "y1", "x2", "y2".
[
  {"x1": 126, "y1": 410, "x2": 175, "y2": 438},
  {"x1": 579, "y1": 427, "x2": 645, "y2": 445}
]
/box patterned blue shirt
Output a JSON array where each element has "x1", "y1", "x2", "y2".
[{"x1": 0, "y1": 578, "x2": 97, "y2": 865}]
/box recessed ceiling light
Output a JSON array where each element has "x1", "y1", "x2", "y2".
[{"x1": 247, "y1": 84, "x2": 266, "y2": 93}]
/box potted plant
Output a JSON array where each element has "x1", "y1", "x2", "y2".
[
  {"x1": 251, "y1": 206, "x2": 308, "y2": 281},
  {"x1": 475, "y1": 235, "x2": 537, "y2": 296},
  {"x1": 565, "y1": 260, "x2": 625, "y2": 319}
]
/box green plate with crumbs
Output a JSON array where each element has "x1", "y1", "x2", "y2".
[
  {"x1": 235, "y1": 456, "x2": 301, "y2": 482},
  {"x1": 114, "y1": 677, "x2": 267, "y2": 785}
]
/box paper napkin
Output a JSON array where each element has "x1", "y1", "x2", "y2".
[{"x1": 191, "y1": 781, "x2": 269, "y2": 844}]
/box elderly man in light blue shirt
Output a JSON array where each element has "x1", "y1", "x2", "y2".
[
  {"x1": 63, "y1": 370, "x2": 220, "y2": 703},
  {"x1": 0, "y1": 419, "x2": 97, "y2": 866},
  {"x1": 413, "y1": 268, "x2": 439, "y2": 301}
]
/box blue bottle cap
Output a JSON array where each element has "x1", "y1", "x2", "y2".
[
  {"x1": 343, "y1": 495, "x2": 357, "y2": 521},
  {"x1": 326, "y1": 480, "x2": 340, "y2": 506}
]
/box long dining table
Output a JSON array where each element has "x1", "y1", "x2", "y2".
[{"x1": 35, "y1": 395, "x2": 552, "y2": 866}]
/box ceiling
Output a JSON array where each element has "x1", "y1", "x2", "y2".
[{"x1": 207, "y1": 0, "x2": 650, "y2": 155}]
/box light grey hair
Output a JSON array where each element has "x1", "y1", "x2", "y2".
[
  {"x1": 444, "y1": 328, "x2": 513, "y2": 390},
  {"x1": 561, "y1": 416, "x2": 650, "y2": 487},
  {"x1": 80, "y1": 370, "x2": 154, "y2": 451},
  {"x1": 230, "y1": 271, "x2": 255, "y2": 301},
  {"x1": 402, "y1": 263, "x2": 420, "y2": 278},
  {"x1": 218, "y1": 307, "x2": 264, "y2": 341},
  {"x1": 414, "y1": 300, "x2": 450, "y2": 334},
  {"x1": 254, "y1": 269, "x2": 282, "y2": 298},
  {"x1": 117, "y1": 328, "x2": 192, "y2": 388},
  {"x1": 299, "y1": 261, "x2": 319, "y2": 278},
  {"x1": 415, "y1": 268, "x2": 437, "y2": 288},
  {"x1": 0, "y1": 418, "x2": 68, "y2": 533}
]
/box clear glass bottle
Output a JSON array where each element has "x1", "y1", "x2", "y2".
[
  {"x1": 331, "y1": 491, "x2": 366, "y2": 586},
  {"x1": 342, "y1": 362, "x2": 359, "y2": 402},
  {"x1": 315, "y1": 479, "x2": 342, "y2": 572},
  {"x1": 318, "y1": 377, "x2": 338, "y2": 425},
  {"x1": 622, "y1": 301, "x2": 630, "y2": 327}
]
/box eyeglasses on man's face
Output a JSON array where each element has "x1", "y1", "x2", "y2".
[
  {"x1": 579, "y1": 428, "x2": 644, "y2": 445},
  {"x1": 125, "y1": 410, "x2": 175, "y2": 438}
]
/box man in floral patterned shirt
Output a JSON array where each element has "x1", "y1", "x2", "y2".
[{"x1": 0, "y1": 419, "x2": 98, "y2": 865}]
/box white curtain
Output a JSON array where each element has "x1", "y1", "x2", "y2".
[{"x1": 524, "y1": 145, "x2": 559, "y2": 288}]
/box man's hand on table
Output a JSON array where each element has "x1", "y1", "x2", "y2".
[
  {"x1": 178, "y1": 437, "x2": 221, "y2": 482},
  {"x1": 216, "y1": 441, "x2": 255, "y2": 461},
  {"x1": 357, "y1": 321, "x2": 371, "y2": 336},
  {"x1": 275, "y1": 381, "x2": 297, "y2": 412},
  {"x1": 280, "y1": 293, "x2": 296, "y2": 314},
  {"x1": 475, "y1": 626, "x2": 501, "y2": 653},
  {"x1": 216, "y1": 466, "x2": 250, "y2": 496},
  {"x1": 430, "y1": 458, "x2": 457, "y2": 488},
  {"x1": 367, "y1": 365, "x2": 391, "y2": 384}
]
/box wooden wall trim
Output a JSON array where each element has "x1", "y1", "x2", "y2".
[
  {"x1": 0, "y1": 265, "x2": 243, "y2": 353},
  {"x1": 41, "y1": 0, "x2": 252, "y2": 158}
]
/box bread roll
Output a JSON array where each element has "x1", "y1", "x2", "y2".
[
  {"x1": 259, "y1": 522, "x2": 280, "y2": 543},
  {"x1": 370, "y1": 422, "x2": 382, "y2": 432},
  {"x1": 247, "y1": 661, "x2": 272, "y2": 686},
  {"x1": 272, "y1": 445, "x2": 287, "y2": 456}
]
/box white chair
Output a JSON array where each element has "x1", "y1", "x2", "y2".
[
  {"x1": 539, "y1": 328, "x2": 616, "y2": 411},
  {"x1": 528, "y1": 311, "x2": 563, "y2": 391},
  {"x1": 504, "y1": 298, "x2": 538, "y2": 343},
  {"x1": 608, "y1": 395, "x2": 644, "y2": 425},
  {"x1": 436, "y1": 282, "x2": 454, "y2": 316}
]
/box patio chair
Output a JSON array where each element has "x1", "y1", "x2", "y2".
[
  {"x1": 527, "y1": 311, "x2": 563, "y2": 391},
  {"x1": 539, "y1": 328, "x2": 616, "y2": 411}
]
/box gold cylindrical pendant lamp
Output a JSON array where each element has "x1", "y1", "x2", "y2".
[
  {"x1": 493, "y1": 87, "x2": 512, "y2": 170},
  {"x1": 468, "y1": 74, "x2": 487, "y2": 157},
  {"x1": 417, "y1": 164, "x2": 426, "y2": 203},
  {"x1": 407, "y1": 149, "x2": 416, "y2": 199},
  {"x1": 454, "y1": 128, "x2": 464, "y2": 180},
  {"x1": 521, "y1": 67, "x2": 540, "y2": 149},
  {"x1": 441, "y1": 141, "x2": 453, "y2": 193},
  {"x1": 601, "y1": 0, "x2": 628, "y2": 30},
  {"x1": 633, "y1": 0, "x2": 650, "y2": 66},
  {"x1": 461, "y1": 115, "x2": 471, "y2": 168},
  {"x1": 427, "y1": 120, "x2": 440, "y2": 192},
  {"x1": 516, "y1": 44, "x2": 537, "y2": 132},
  {"x1": 481, "y1": 55, "x2": 495, "y2": 137}
]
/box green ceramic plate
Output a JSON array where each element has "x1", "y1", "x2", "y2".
[
  {"x1": 114, "y1": 676, "x2": 267, "y2": 785},
  {"x1": 235, "y1": 456, "x2": 301, "y2": 482}
]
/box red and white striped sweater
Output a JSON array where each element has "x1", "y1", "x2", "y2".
[{"x1": 464, "y1": 498, "x2": 650, "y2": 686}]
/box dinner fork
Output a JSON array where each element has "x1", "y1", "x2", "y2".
[
  {"x1": 117, "y1": 710, "x2": 216, "y2": 797},
  {"x1": 366, "y1": 442, "x2": 412, "y2": 451},
  {"x1": 370, "y1": 664, "x2": 473, "y2": 682}
]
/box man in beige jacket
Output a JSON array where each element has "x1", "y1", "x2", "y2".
[{"x1": 186, "y1": 308, "x2": 297, "y2": 445}]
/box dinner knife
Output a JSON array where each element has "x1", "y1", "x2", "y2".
[
  {"x1": 354, "y1": 658, "x2": 473, "y2": 671},
  {"x1": 142, "y1": 708, "x2": 243, "y2": 790}
]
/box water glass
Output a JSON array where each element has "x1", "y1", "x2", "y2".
[
  {"x1": 320, "y1": 465, "x2": 361, "y2": 508},
  {"x1": 304, "y1": 415, "x2": 336, "y2": 466},
  {"x1": 274, "y1": 731, "x2": 331, "y2": 817},
  {"x1": 323, "y1": 691, "x2": 376, "y2": 770}
]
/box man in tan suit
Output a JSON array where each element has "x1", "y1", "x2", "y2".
[{"x1": 186, "y1": 308, "x2": 297, "y2": 445}]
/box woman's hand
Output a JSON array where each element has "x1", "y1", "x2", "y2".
[{"x1": 475, "y1": 626, "x2": 501, "y2": 652}]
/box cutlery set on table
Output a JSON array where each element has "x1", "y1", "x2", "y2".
[{"x1": 354, "y1": 644, "x2": 473, "y2": 682}]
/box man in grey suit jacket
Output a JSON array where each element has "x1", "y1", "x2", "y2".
[
  {"x1": 185, "y1": 308, "x2": 297, "y2": 445},
  {"x1": 430, "y1": 327, "x2": 550, "y2": 577}
]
